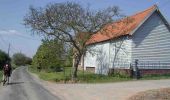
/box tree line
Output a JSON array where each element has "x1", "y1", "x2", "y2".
[{"x1": 0, "y1": 49, "x2": 32, "y2": 70}]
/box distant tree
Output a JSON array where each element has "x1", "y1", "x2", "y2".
[
  {"x1": 25, "y1": 57, "x2": 32, "y2": 65},
  {"x1": 24, "y1": 2, "x2": 121, "y2": 81},
  {"x1": 32, "y1": 39, "x2": 65, "y2": 72},
  {"x1": 12, "y1": 53, "x2": 31, "y2": 66},
  {"x1": 0, "y1": 50, "x2": 10, "y2": 70}
]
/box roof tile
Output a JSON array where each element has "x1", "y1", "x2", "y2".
[{"x1": 86, "y1": 5, "x2": 157, "y2": 45}]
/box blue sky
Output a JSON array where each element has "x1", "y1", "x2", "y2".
[{"x1": 0, "y1": 0, "x2": 170, "y2": 57}]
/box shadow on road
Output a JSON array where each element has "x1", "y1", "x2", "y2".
[{"x1": 7, "y1": 82, "x2": 24, "y2": 85}]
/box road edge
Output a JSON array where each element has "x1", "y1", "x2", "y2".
[{"x1": 27, "y1": 68, "x2": 64, "y2": 100}]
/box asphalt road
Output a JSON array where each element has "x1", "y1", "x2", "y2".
[{"x1": 0, "y1": 66, "x2": 60, "y2": 100}]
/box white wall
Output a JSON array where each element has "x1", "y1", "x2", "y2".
[
  {"x1": 109, "y1": 38, "x2": 132, "y2": 69},
  {"x1": 84, "y1": 37, "x2": 132, "y2": 75},
  {"x1": 84, "y1": 42, "x2": 110, "y2": 75}
]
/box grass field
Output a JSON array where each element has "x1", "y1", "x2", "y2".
[{"x1": 29, "y1": 66, "x2": 131, "y2": 83}]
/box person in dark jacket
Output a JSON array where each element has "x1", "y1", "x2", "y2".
[{"x1": 3, "y1": 62, "x2": 12, "y2": 85}]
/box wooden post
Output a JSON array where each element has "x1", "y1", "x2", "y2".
[{"x1": 135, "y1": 59, "x2": 140, "y2": 79}]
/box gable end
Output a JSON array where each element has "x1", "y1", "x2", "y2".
[{"x1": 131, "y1": 8, "x2": 170, "y2": 35}]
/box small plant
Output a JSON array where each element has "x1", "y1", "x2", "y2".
[{"x1": 113, "y1": 72, "x2": 130, "y2": 78}]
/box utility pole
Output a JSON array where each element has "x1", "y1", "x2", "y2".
[{"x1": 8, "y1": 43, "x2": 10, "y2": 56}]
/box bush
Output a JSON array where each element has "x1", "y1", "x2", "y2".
[
  {"x1": 32, "y1": 39, "x2": 66, "y2": 72},
  {"x1": 112, "y1": 72, "x2": 130, "y2": 78},
  {"x1": 0, "y1": 50, "x2": 10, "y2": 70},
  {"x1": 49, "y1": 65, "x2": 63, "y2": 72}
]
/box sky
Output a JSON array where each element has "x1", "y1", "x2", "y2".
[{"x1": 0, "y1": 0, "x2": 170, "y2": 58}]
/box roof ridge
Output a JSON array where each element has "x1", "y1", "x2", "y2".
[
  {"x1": 86, "y1": 5, "x2": 158, "y2": 45},
  {"x1": 110, "y1": 5, "x2": 157, "y2": 26},
  {"x1": 130, "y1": 5, "x2": 157, "y2": 18}
]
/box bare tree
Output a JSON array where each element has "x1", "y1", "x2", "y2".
[{"x1": 24, "y1": 2, "x2": 120, "y2": 81}]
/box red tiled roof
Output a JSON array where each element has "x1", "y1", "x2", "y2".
[{"x1": 86, "y1": 5, "x2": 157, "y2": 45}]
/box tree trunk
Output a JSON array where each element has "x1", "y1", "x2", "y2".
[{"x1": 72, "y1": 54, "x2": 82, "y2": 82}]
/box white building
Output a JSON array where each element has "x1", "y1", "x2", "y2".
[{"x1": 82, "y1": 5, "x2": 170, "y2": 75}]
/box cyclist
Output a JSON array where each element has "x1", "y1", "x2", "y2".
[{"x1": 3, "y1": 62, "x2": 12, "y2": 85}]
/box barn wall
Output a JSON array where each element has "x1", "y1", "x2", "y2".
[
  {"x1": 132, "y1": 12, "x2": 170, "y2": 63},
  {"x1": 84, "y1": 37, "x2": 131, "y2": 75},
  {"x1": 84, "y1": 42, "x2": 110, "y2": 75},
  {"x1": 109, "y1": 38, "x2": 132, "y2": 69},
  {"x1": 84, "y1": 11, "x2": 170, "y2": 75}
]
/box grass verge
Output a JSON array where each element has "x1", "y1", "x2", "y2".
[
  {"x1": 141, "y1": 74, "x2": 170, "y2": 80},
  {"x1": 29, "y1": 66, "x2": 170, "y2": 83},
  {"x1": 28, "y1": 66, "x2": 131, "y2": 83},
  {"x1": 0, "y1": 71, "x2": 2, "y2": 82}
]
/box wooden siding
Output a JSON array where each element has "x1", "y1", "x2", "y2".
[{"x1": 132, "y1": 12, "x2": 170, "y2": 62}]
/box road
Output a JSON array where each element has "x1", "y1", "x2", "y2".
[
  {"x1": 0, "y1": 66, "x2": 60, "y2": 100},
  {"x1": 2, "y1": 66, "x2": 170, "y2": 100},
  {"x1": 45, "y1": 78, "x2": 170, "y2": 100}
]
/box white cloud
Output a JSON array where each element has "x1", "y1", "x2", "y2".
[
  {"x1": 0, "y1": 29, "x2": 42, "y2": 41},
  {"x1": 0, "y1": 29, "x2": 23, "y2": 35}
]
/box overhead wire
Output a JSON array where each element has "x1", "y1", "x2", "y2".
[
  {"x1": 0, "y1": 28, "x2": 41, "y2": 41},
  {"x1": 0, "y1": 34, "x2": 19, "y2": 54},
  {"x1": 0, "y1": 38, "x2": 5, "y2": 49},
  {"x1": 0, "y1": 1, "x2": 169, "y2": 56},
  {"x1": 13, "y1": 33, "x2": 41, "y2": 41},
  {"x1": 0, "y1": 28, "x2": 42, "y2": 55}
]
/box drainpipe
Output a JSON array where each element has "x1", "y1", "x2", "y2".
[
  {"x1": 82, "y1": 54, "x2": 85, "y2": 75},
  {"x1": 108, "y1": 40, "x2": 111, "y2": 74}
]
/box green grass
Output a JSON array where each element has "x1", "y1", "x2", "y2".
[
  {"x1": 76, "y1": 71, "x2": 131, "y2": 83},
  {"x1": 29, "y1": 66, "x2": 131, "y2": 83},
  {"x1": 0, "y1": 71, "x2": 2, "y2": 82},
  {"x1": 11, "y1": 63, "x2": 18, "y2": 70},
  {"x1": 29, "y1": 66, "x2": 170, "y2": 83},
  {"x1": 29, "y1": 66, "x2": 72, "y2": 82},
  {"x1": 141, "y1": 74, "x2": 170, "y2": 80},
  {"x1": 77, "y1": 74, "x2": 131, "y2": 83}
]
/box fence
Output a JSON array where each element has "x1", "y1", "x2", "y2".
[
  {"x1": 132, "y1": 60, "x2": 170, "y2": 69},
  {"x1": 77, "y1": 60, "x2": 170, "y2": 80},
  {"x1": 130, "y1": 60, "x2": 170, "y2": 79}
]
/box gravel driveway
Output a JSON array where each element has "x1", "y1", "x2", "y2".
[{"x1": 43, "y1": 79, "x2": 170, "y2": 100}]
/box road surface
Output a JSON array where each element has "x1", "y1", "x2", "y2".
[
  {"x1": 45, "y1": 78, "x2": 170, "y2": 100},
  {"x1": 0, "y1": 66, "x2": 60, "y2": 100}
]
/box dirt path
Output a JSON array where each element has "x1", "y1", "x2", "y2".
[{"x1": 43, "y1": 79, "x2": 170, "y2": 100}]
